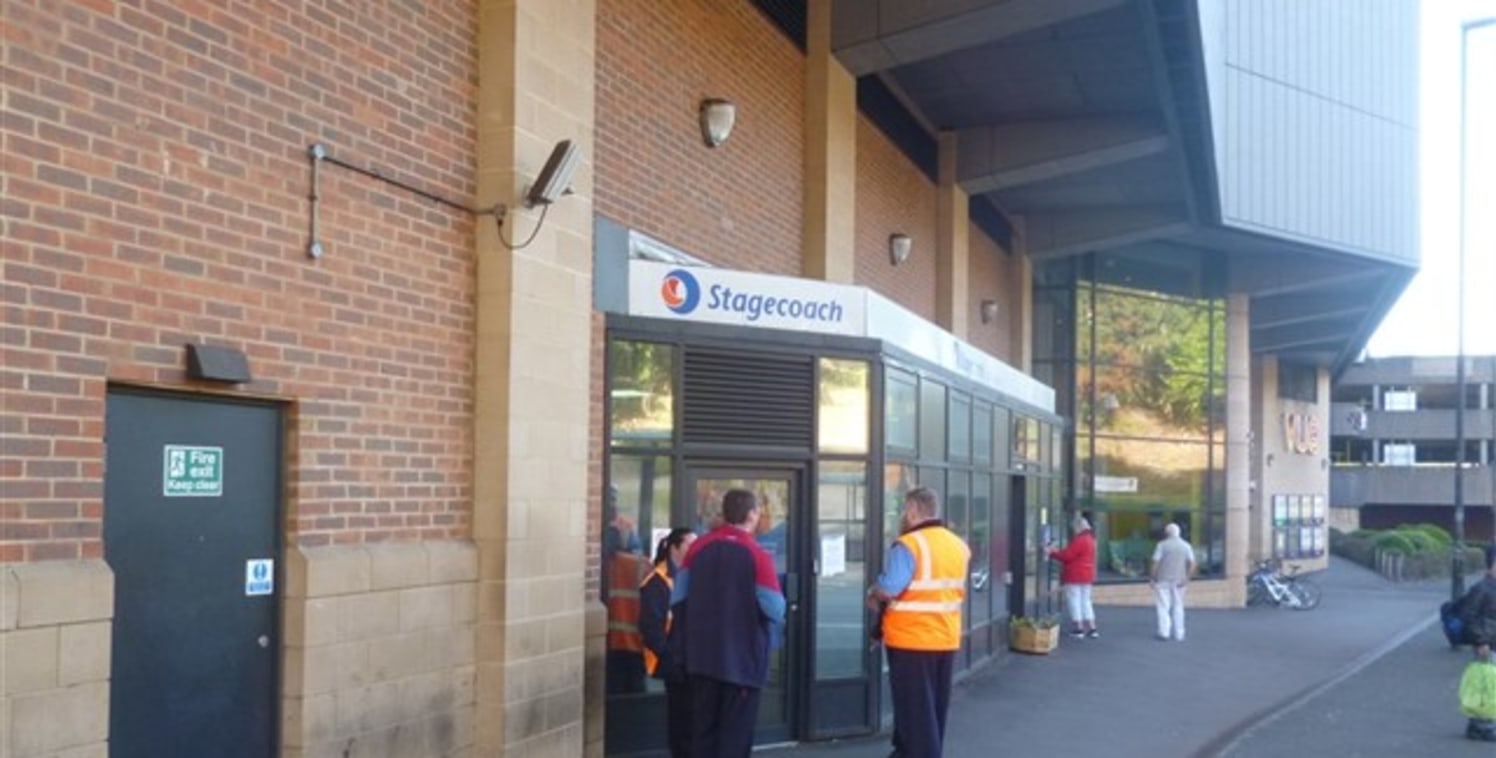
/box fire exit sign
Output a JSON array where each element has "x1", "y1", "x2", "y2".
[{"x1": 163, "y1": 445, "x2": 224, "y2": 497}]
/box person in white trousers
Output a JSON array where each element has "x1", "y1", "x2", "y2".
[{"x1": 1149, "y1": 523, "x2": 1195, "y2": 641}]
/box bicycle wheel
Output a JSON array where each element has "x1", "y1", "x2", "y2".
[
  {"x1": 1284, "y1": 578, "x2": 1321, "y2": 610},
  {"x1": 1246, "y1": 580, "x2": 1270, "y2": 607}
]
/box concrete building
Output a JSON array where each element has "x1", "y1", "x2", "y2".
[
  {"x1": 0, "y1": 1, "x2": 1416, "y2": 756},
  {"x1": 1330, "y1": 355, "x2": 1496, "y2": 542}
]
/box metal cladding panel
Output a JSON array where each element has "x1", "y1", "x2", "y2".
[
  {"x1": 682, "y1": 347, "x2": 816, "y2": 448},
  {"x1": 1197, "y1": 0, "x2": 1419, "y2": 265}
]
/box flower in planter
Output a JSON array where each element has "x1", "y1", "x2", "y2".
[{"x1": 1010, "y1": 615, "x2": 1060, "y2": 630}]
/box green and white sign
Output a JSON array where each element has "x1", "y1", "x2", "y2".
[{"x1": 163, "y1": 445, "x2": 224, "y2": 497}]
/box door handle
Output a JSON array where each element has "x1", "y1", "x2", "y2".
[{"x1": 257, "y1": 635, "x2": 270, "y2": 649}]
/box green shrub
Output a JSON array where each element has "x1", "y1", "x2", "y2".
[
  {"x1": 1395, "y1": 529, "x2": 1437, "y2": 554},
  {"x1": 1351, "y1": 529, "x2": 1380, "y2": 539},
  {"x1": 1373, "y1": 532, "x2": 1416, "y2": 555},
  {"x1": 1402, "y1": 523, "x2": 1453, "y2": 546}
]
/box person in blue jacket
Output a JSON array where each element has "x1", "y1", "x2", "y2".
[{"x1": 670, "y1": 489, "x2": 785, "y2": 758}]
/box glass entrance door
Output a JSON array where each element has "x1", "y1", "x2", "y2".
[{"x1": 686, "y1": 466, "x2": 802, "y2": 746}]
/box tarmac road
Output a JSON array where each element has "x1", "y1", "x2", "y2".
[
  {"x1": 778, "y1": 559, "x2": 1486, "y2": 758},
  {"x1": 1219, "y1": 622, "x2": 1492, "y2": 757}
]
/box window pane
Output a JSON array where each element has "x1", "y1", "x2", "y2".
[
  {"x1": 992, "y1": 407, "x2": 1011, "y2": 470},
  {"x1": 606, "y1": 455, "x2": 673, "y2": 557},
  {"x1": 886, "y1": 369, "x2": 918, "y2": 451},
  {"x1": 973, "y1": 404, "x2": 993, "y2": 468},
  {"x1": 819, "y1": 359, "x2": 870, "y2": 454},
  {"x1": 988, "y1": 475, "x2": 1010, "y2": 621},
  {"x1": 1013, "y1": 415, "x2": 1039, "y2": 468},
  {"x1": 970, "y1": 474, "x2": 993, "y2": 620},
  {"x1": 1084, "y1": 363, "x2": 1211, "y2": 438},
  {"x1": 945, "y1": 471, "x2": 970, "y2": 630},
  {"x1": 919, "y1": 380, "x2": 947, "y2": 462},
  {"x1": 946, "y1": 471, "x2": 969, "y2": 540},
  {"x1": 604, "y1": 454, "x2": 672, "y2": 695},
  {"x1": 609, "y1": 341, "x2": 675, "y2": 447},
  {"x1": 948, "y1": 393, "x2": 972, "y2": 462},
  {"x1": 883, "y1": 462, "x2": 919, "y2": 546},
  {"x1": 816, "y1": 462, "x2": 868, "y2": 679},
  {"x1": 1090, "y1": 436, "x2": 1209, "y2": 514}
]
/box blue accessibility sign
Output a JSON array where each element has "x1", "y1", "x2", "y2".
[{"x1": 245, "y1": 559, "x2": 274, "y2": 596}]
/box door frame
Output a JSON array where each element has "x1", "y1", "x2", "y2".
[
  {"x1": 104, "y1": 384, "x2": 287, "y2": 756},
  {"x1": 682, "y1": 460, "x2": 808, "y2": 746}
]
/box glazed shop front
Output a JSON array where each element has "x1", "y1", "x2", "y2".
[{"x1": 599, "y1": 257, "x2": 1062, "y2": 754}]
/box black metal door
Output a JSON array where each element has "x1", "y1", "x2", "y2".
[
  {"x1": 684, "y1": 465, "x2": 805, "y2": 747},
  {"x1": 104, "y1": 389, "x2": 281, "y2": 758}
]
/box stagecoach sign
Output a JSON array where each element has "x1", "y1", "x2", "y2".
[{"x1": 163, "y1": 445, "x2": 224, "y2": 497}]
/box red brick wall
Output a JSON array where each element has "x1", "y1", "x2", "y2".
[
  {"x1": 854, "y1": 118, "x2": 937, "y2": 321},
  {"x1": 594, "y1": 0, "x2": 804, "y2": 275},
  {"x1": 2, "y1": 1, "x2": 478, "y2": 563},
  {"x1": 967, "y1": 226, "x2": 1015, "y2": 363}
]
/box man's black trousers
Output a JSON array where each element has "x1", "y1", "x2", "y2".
[
  {"x1": 886, "y1": 647, "x2": 955, "y2": 757},
  {"x1": 689, "y1": 674, "x2": 761, "y2": 758}
]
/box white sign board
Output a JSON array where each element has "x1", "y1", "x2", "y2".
[
  {"x1": 624, "y1": 260, "x2": 1056, "y2": 414},
  {"x1": 628, "y1": 260, "x2": 866, "y2": 337},
  {"x1": 1094, "y1": 475, "x2": 1139, "y2": 493},
  {"x1": 245, "y1": 559, "x2": 274, "y2": 596},
  {"x1": 820, "y1": 534, "x2": 846, "y2": 577},
  {"x1": 163, "y1": 445, "x2": 224, "y2": 497}
]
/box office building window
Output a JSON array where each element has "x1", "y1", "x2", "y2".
[
  {"x1": 1278, "y1": 362, "x2": 1317, "y2": 403},
  {"x1": 1383, "y1": 390, "x2": 1417, "y2": 412},
  {"x1": 1383, "y1": 443, "x2": 1415, "y2": 466}
]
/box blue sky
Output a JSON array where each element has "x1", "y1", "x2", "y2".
[{"x1": 1366, "y1": 0, "x2": 1496, "y2": 357}]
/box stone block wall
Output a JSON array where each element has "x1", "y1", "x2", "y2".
[
  {"x1": 281, "y1": 543, "x2": 478, "y2": 758},
  {"x1": 0, "y1": 561, "x2": 112, "y2": 758}
]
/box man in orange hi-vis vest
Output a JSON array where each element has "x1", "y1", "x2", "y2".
[
  {"x1": 605, "y1": 498, "x2": 649, "y2": 695},
  {"x1": 867, "y1": 487, "x2": 969, "y2": 758}
]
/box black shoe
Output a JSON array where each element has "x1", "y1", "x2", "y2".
[{"x1": 1468, "y1": 720, "x2": 1496, "y2": 741}]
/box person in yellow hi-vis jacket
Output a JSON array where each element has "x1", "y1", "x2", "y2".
[
  {"x1": 640, "y1": 527, "x2": 697, "y2": 757},
  {"x1": 867, "y1": 487, "x2": 970, "y2": 758}
]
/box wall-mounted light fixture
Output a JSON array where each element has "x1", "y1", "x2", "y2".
[
  {"x1": 979, "y1": 299, "x2": 999, "y2": 324},
  {"x1": 699, "y1": 98, "x2": 736, "y2": 147},
  {"x1": 889, "y1": 233, "x2": 912, "y2": 266}
]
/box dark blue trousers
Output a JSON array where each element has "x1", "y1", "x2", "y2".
[
  {"x1": 664, "y1": 678, "x2": 692, "y2": 758},
  {"x1": 688, "y1": 674, "x2": 760, "y2": 758},
  {"x1": 886, "y1": 647, "x2": 955, "y2": 758}
]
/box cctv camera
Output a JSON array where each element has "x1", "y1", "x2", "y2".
[{"x1": 525, "y1": 139, "x2": 581, "y2": 208}]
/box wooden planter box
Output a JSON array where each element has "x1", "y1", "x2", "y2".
[{"x1": 1010, "y1": 624, "x2": 1059, "y2": 655}]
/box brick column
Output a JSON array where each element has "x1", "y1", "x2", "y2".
[
  {"x1": 936, "y1": 133, "x2": 969, "y2": 336},
  {"x1": 802, "y1": 0, "x2": 856, "y2": 283},
  {"x1": 1009, "y1": 220, "x2": 1033, "y2": 372},
  {"x1": 473, "y1": 1, "x2": 595, "y2": 754}
]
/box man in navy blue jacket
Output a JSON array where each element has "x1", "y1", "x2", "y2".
[{"x1": 670, "y1": 489, "x2": 785, "y2": 758}]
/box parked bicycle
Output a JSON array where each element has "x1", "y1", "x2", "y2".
[{"x1": 1245, "y1": 559, "x2": 1322, "y2": 610}]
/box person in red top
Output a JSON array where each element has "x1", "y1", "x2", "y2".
[{"x1": 1047, "y1": 513, "x2": 1099, "y2": 639}]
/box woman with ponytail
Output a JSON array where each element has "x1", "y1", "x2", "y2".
[{"x1": 639, "y1": 527, "x2": 696, "y2": 757}]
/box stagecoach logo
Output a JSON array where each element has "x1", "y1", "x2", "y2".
[
  {"x1": 658, "y1": 266, "x2": 847, "y2": 325},
  {"x1": 660, "y1": 268, "x2": 701, "y2": 314}
]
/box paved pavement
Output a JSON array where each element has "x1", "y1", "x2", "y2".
[{"x1": 774, "y1": 559, "x2": 1490, "y2": 757}]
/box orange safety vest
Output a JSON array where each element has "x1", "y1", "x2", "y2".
[
  {"x1": 640, "y1": 562, "x2": 672, "y2": 676},
  {"x1": 606, "y1": 551, "x2": 648, "y2": 653},
  {"x1": 882, "y1": 525, "x2": 969, "y2": 652}
]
